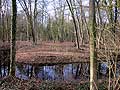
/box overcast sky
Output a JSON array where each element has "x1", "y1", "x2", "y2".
[
  {"x1": 17, "y1": 0, "x2": 89, "y2": 15},
  {"x1": 47, "y1": 0, "x2": 89, "y2": 15}
]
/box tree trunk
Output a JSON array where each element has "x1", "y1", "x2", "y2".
[
  {"x1": 66, "y1": 0, "x2": 80, "y2": 49},
  {"x1": 29, "y1": 16, "x2": 36, "y2": 45},
  {"x1": 0, "y1": 0, "x2": 2, "y2": 40},
  {"x1": 18, "y1": 0, "x2": 36, "y2": 45},
  {"x1": 89, "y1": 0, "x2": 97, "y2": 90},
  {"x1": 2, "y1": 12, "x2": 5, "y2": 42},
  {"x1": 9, "y1": 0, "x2": 17, "y2": 76},
  {"x1": 0, "y1": 0, "x2": 2, "y2": 77},
  {"x1": 114, "y1": 0, "x2": 118, "y2": 32},
  {"x1": 33, "y1": 0, "x2": 38, "y2": 42}
]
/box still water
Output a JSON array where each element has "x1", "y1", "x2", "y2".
[
  {"x1": 15, "y1": 64, "x2": 89, "y2": 80},
  {"x1": 0, "y1": 62, "x2": 120, "y2": 80}
]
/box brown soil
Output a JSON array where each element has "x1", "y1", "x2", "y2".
[
  {"x1": 1, "y1": 41, "x2": 117, "y2": 64},
  {"x1": 16, "y1": 41, "x2": 89, "y2": 64}
]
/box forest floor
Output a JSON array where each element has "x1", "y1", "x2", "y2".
[
  {"x1": 0, "y1": 76, "x2": 109, "y2": 90},
  {"x1": 0, "y1": 41, "x2": 91, "y2": 90},
  {"x1": 0, "y1": 40, "x2": 112, "y2": 64},
  {"x1": 0, "y1": 76, "x2": 108, "y2": 90},
  {"x1": 15, "y1": 41, "x2": 90, "y2": 64},
  {"x1": 0, "y1": 76, "x2": 88, "y2": 90},
  {"x1": 0, "y1": 41, "x2": 113, "y2": 90}
]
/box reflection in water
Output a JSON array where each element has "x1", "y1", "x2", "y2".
[
  {"x1": 1, "y1": 66, "x2": 8, "y2": 77},
  {"x1": 16, "y1": 64, "x2": 30, "y2": 80},
  {"x1": 1, "y1": 62, "x2": 119, "y2": 80},
  {"x1": 15, "y1": 63, "x2": 90, "y2": 80},
  {"x1": 100, "y1": 63, "x2": 108, "y2": 75}
]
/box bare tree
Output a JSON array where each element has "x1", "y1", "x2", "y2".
[
  {"x1": 66, "y1": 0, "x2": 80, "y2": 49},
  {"x1": 89, "y1": 0, "x2": 97, "y2": 90},
  {"x1": 18, "y1": 0, "x2": 37, "y2": 45},
  {"x1": 9, "y1": 0, "x2": 17, "y2": 76},
  {"x1": 0, "y1": 0, "x2": 2, "y2": 77}
]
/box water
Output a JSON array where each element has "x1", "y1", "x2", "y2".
[
  {"x1": 100, "y1": 63, "x2": 108, "y2": 75},
  {"x1": 0, "y1": 62, "x2": 119, "y2": 80},
  {"x1": 15, "y1": 64, "x2": 89, "y2": 80}
]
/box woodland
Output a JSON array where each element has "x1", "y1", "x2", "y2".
[{"x1": 0, "y1": 0, "x2": 120, "y2": 90}]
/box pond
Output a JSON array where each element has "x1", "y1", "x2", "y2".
[
  {"x1": 0, "y1": 62, "x2": 120, "y2": 80},
  {"x1": 16, "y1": 64, "x2": 86, "y2": 80}
]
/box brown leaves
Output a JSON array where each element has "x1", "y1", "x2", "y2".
[{"x1": 16, "y1": 41, "x2": 89, "y2": 64}]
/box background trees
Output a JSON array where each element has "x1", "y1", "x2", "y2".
[
  {"x1": 0, "y1": 0, "x2": 119, "y2": 45},
  {"x1": 0, "y1": 0, "x2": 120, "y2": 89}
]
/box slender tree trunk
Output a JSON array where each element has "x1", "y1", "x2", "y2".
[
  {"x1": 26, "y1": 17, "x2": 29, "y2": 41},
  {"x1": 29, "y1": 0, "x2": 36, "y2": 45},
  {"x1": 0, "y1": 58, "x2": 1, "y2": 77},
  {"x1": 0, "y1": 0, "x2": 2, "y2": 77},
  {"x1": 109, "y1": 0, "x2": 114, "y2": 32},
  {"x1": 114, "y1": 0, "x2": 118, "y2": 32},
  {"x1": 66, "y1": 0, "x2": 80, "y2": 49},
  {"x1": 33, "y1": 0, "x2": 37, "y2": 42},
  {"x1": 0, "y1": 0, "x2": 2, "y2": 40},
  {"x1": 9, "y1": 0, "x2": 17, "y2": 76},
  {"x1": 18, "y1": 0, "x2": 36, "y2": 45},
  {"x1": 74, "y1": 0, "x2": 83, "y2": 45},
  {"x1": 2, "y1": 12, "x2": 5, "y2": 42},
  {"x1": 89, "y1": 0, "x2": 97, "y2": 90},
  {"x1": 60, "y1": 4, "x2": 65, "y2": 42},
  {"x1": 29, "y1": 16, "x2": 36, "y2": 44},
  {"x1": 5, "y1": 0, "x2": 10, "y2": 42}
]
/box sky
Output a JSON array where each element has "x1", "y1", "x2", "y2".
[
  {"x1": 17, "y1": 0, "x2": 89, "y2": 16},
  {"x1": 47, "y1": 0, "x2": 89, "y2": 15},
  {"x1": 16, "y1": 0, "x2": 90, "y2": 24}
]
